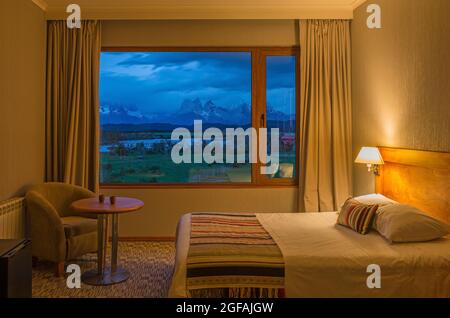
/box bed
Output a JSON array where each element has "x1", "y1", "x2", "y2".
[{"x1": 169, "y1": 147, "x2": 450, "y2": 298}]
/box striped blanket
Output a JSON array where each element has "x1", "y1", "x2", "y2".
[{"x1": 186, "y1": 213, "x2": 285, "y2": 297}]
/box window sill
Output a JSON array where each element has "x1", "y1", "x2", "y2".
[{"x1": 100, "y1": 183, "x2": 298, "y2": 190}]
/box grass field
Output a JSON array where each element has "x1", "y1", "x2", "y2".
[
  {"x1": 100, "y1": 152, "x2": 295, "y2": 184},
  {"x1": 100, "y1": 152, "x2": 251, "y2": 183}
]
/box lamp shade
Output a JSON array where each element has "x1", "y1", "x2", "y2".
[{"x1": 355, "y1": 147, "x2": 384, "y2": 165}]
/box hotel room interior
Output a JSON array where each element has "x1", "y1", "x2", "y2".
[{"x1": 0, "y1": 0, "x2": 449, "y2": 300}]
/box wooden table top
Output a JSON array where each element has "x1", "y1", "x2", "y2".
[{"x1": 71, "y1": 197, "x2": 144, "y2": 214}]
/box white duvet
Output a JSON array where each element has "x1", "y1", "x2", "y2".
[{"x1": 169, "y1": 212, "x2": 450, "y2": 298}]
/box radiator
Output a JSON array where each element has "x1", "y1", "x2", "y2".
[{"x1": 0, "y1": 197, "x2": 26, "y2": 239}]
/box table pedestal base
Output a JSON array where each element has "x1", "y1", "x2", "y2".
[{"x1": 82, "y1": 267, "x2": 129, "y2": 286}]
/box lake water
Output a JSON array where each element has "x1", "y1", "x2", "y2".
[{"x1": 100, "y1": 138, "x2": 204, "y2": 153}]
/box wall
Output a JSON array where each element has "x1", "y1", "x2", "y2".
[
  {"x1": 101, "y1": 20, "x2": 299, "y2": 237},
  {"x1": 352, "y1": 0, "x2": 450, "y2": 195},
  {"x1": 0, "y1": 0, "x2": 46, "y2": 200},
  {"x1": 102, "y1": 20, "x2": 298, "y2": 47}
]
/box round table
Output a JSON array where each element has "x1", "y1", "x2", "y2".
[{"x1": 71, "y1": 197, "x2": 144, "y2": 286}]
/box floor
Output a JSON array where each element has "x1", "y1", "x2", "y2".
[{"x1": 32, "y1": 242, "x2": 175, "y2": 298}]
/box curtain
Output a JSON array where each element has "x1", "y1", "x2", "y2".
[
  {"x1": 298, "y1": 20, "x2": 353, "y2": 212},
  {"x1": 46, "y1": 21, "x2": 101, "y2": 192}
]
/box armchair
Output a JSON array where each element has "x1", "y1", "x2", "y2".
[{"x1": 26, "y1": 182, "x2": 98, "y2": 276}]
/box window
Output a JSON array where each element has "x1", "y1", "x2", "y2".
[
  {"x1": 99, "y1": 48, "x2": 298, "y2": 186},
  {"x1": 264, "y1": 55, "x2": 297, "y2": 180}
]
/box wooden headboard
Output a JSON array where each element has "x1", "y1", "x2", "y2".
[{"x1": 375, "y1": 147, "x2": 450, "y2": 224}]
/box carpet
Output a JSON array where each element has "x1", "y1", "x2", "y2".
[{"x1": 32, "y1": 242, "x2": 175, "y2": 298}]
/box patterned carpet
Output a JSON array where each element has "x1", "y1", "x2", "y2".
[{"x1": 32, "y1": 242, "x2": 175, "y2": 298}]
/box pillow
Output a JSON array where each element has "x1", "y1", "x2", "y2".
[
  {"x1": 352, "y1": 194, "x2": 397, "y2": 230},
  {"x1": 337, "y1": 198, "x2": 379, "y2": 235},
  {"x1": 375, "y1": 204, "x2": 450, "y2": 243},
  {"x1": 354, "y1": 194, "x2": 397, "y2": 207}
]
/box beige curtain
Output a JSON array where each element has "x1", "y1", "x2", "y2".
[
  {"x1": 46, "y1": 21, "x2": 101, "y2": 192},
  {"x1": 298, "y1": 20, "x2": 353, "y2": 212}
]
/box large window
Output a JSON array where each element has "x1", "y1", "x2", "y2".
[{"x1": 99, "y1": 48, "x2": 298, "y2": 186}]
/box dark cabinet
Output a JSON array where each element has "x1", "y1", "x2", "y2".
[{"x1": 0, "y1": 239, "x2": 32, "y2": 298}]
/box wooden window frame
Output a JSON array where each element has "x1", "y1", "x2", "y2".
[{"x1": 100, "y1": 47, "x2": 300, "y2": 189}]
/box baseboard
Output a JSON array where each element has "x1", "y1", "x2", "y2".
[{"x1": 109, "y1": 236, "x2": 176, "y2": 242}]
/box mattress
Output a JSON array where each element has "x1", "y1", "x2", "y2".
[{"x1": 169, "y1": 212, "x2": 450, "y2": 298}]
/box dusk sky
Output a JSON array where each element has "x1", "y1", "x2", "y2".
[{"x1": 99, "y1": 52, "x2": 296, "y2": 116}]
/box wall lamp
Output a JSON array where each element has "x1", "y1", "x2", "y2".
[{"x1": 355, "y1": 147, "x2": 384, "y2": 176}]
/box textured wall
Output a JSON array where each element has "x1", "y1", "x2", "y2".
[
  {"x1": 102, "y1": 20, "x2": 299, "y2": 47},
  {"x1": 0, "y1": 0, "x2": 46, "y2": 200},
  {"x1": 352, "y1": 0, "x2": 450, "y2": 195}
]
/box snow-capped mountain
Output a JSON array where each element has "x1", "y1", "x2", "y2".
[
  {"x1": 266, "y1": 105, "x2": 293, "y2": 121},
  {"x1": 100, "y1": 105, "x2": 151, "y2": 125},
  {"x1": 100, "y1": 98, "x2": 291, "y2": 126},
  {"x1": 174, "y1": 99, "x2": 249, "y2": 125}
]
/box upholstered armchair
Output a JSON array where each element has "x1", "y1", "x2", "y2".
[{"x1": 26, "y1": 182, "x2": 98, "y2": 276}]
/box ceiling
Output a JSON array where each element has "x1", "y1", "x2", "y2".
[{"x1": 32, "y1": 0, "x2": 367, "y2": 20}]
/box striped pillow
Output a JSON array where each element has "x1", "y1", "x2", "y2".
[{"x1": 337, "y1": 198, "x2": 378, "y2": 234}]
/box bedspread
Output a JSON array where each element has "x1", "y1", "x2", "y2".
[{"x1": 186, "y1": 213, "x2": 284, "y2": 296}]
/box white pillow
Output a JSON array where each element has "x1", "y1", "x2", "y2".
[
  {"x1": 374, "y1": 204, "x2": 450, "y2": 243},
  {"x1": 354, "y1": 194, "x2": 397, "y2": 206}
]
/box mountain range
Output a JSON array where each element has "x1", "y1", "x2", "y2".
[{"x1": 100, "y1": 98, "x2": 292, "y2": 126}]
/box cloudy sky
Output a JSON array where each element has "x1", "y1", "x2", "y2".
[{"x1": 99, "y1": 51, "x2": 296, "y2": 115}]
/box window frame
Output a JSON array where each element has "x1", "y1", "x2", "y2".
[{"x1": 99, "y1": 46, "x2": 300, "y2": 189}]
